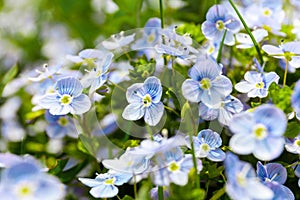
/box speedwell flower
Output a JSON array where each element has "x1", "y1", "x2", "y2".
[
  {"x1": 229, "y1": 104, "x2": 287, "y2": 161},
  {"x1": 182, "y1": 57, "x2": 232, "y2": 106},
  {"x1": 122, "y1": 76, "x2": 164, "y2": 126},
  {"x1": 262, "y1": 42, "x2": 300, "y2": 69},
  {"x1": 257, "y1": 161, "x2": 295, "y2": 200},
  {"x1": 186, "y1": 129, "x2": 225, "y2": 162},
  {"x1": 285, "y1": 134, "x2": 300, "y2": 154},
  {"x1": 225, "y1": 153, "x2": 274, "y2": 200},
  {"x1": 78, "y1": 172, "x2": 132, "y2": 198},
  {"x1": 202, "y1": 4, "x2": 240, "y2": 46},
  {"x1": 38, "y1": 77, "x2": 91, "y2": 115}
]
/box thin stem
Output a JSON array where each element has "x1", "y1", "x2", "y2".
[
  {"x1": 283, "y1": 59, "x2": 289, "y2": 86},
  {"x1": 216, "y1": 30, "x2": 227, "y2": 63},
  {"x1": 158, "y1": 186, "x2": 164, "y2": 200},
  {"x1": 159, "y1": 0, "x2": 164, "y2": 28},
  {"x1": 133, "y1": 175, "x2": 138, "y2": 199},
  {"x1": 228, "y1": 0, "x2": 264, "y2": 65},
  {"x1": 116, "y1": 195, "x2": 122, "y2": 200},
  {"x1": 209, "y1": 187, "x2": 226, "y2": 200},
  {"x1": 164, "y1": 105, "x2": 180, "y2": 116},
  {"x1": 146, "y1": 125, "x2": 154, "y2": 140}
]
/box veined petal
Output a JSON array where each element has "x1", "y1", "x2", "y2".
[
  {"x1": 264, "y1": 72, "x2": 279, "y2": 88},
  {"x1": 265, "y1": 163, "x2": 287, "y2": 184},
  {"x1": 126, "y1": 83, "x2": 144, "y2": 103},
  {"x1": 244, "y1": 71, "x2": 262, "y2": 83},
  {"x1": 170, "y1": 171, "x2": 188, "y2": 186},
  {"x1": 206, "y1": 5, "x2": 227, "y2": 21},
  {"x1": 182, "y1": 79, "x2": 202, "y2": 103},
  {"x1": 229, "y1": 112, "x2": 255, "y2": 135},
  {"x1": 56, "y1": 77, "x2": 83, "y2": 97},
  {"x1": 253, "y1": 137, "x2": 285, "y2": 161},
  {"x1": 235, "y1": 81, "x2": 254, "y2": 93},
  {"x1": 254, "y1": 105, "x2": 287, "y2": 137},
  {"x1": 211, "y1": 75, "x2": 233, "y2": 97},
  {"x1": 230, "y1": 134, "x2": 255, "y2": 155},
  {"x1": 198, "y1": 103, "x2": 219, "y2": 121},
  {"x1": 70, "y1": 94, "x2": 91, "y2": 115},
  {"x1": 39, "y1": 94, "x2": 59, "y2": 109},
  {"x1": 144, "y1": 102, "x2": 164, "y2": 126},
  {"x1": 262, "y1": 45, "x2": 284, "y2": 58},
  {"x1": 143, "y1": 76, "x2": 162, "y2": 103},
  {"x1": 256, "y1": 161, "x2": 268, "y2": 181},
  {"x1": 78, "y1": 178, "x2": 101, "y2": 187},
  {"x1": 207, "y1": 149, "x2": 226, "y2": 162},
  {"x1": 189, "y1": 58, "x2": 221, "y2": 81},
  {"x1": 90, "y1": 185, "x2": 118, "y2": 198},
  {"x1": 198, "y1": 129, "x2": 222, "y2": 148},
  {"x1": 122, "y1": 103, "x2": 145, "y2": 121}
]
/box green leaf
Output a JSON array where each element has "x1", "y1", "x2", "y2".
[
  {"x1": 169, "y1": 183, "x2": 205, "y2": 200},
  {"x1": 48, "y1": 158, "x2": 69, "y2": 175},
  {"x1": 284, "y1": 121, "x2": 300, "y2": 138},
  {"x1": 269, "y1": 83, "x2": 293, "y2": 113},
  {"x1": 179, "y1": 102, "x2": 198, "y2": 135},
  {"x1": 122, "y1": 195, "x2": 135, "y2": 200},
  {"x1": 0, "y1": 64, "x2": 18, "y2": 96}
]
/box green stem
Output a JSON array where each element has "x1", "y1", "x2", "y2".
[
  {"x1": 164, "y1": 105, "x2": 180, "y2": 116},
  {"x1": 158, "y1": 186, "x2": 164, "y2": 200},
  {"x1": 216, "y1": 30, "x2": 227, "y2": 63},
  {"x1": 283, "y1": 59, "x2": 288, "y2": 86},
  {"x1": 159, "y1": 0, "x2": 164, "y2": 28},
  {"x1": 209, "y1": 187, "x2": 226, "y2": 200},
  {"x1": 146, "y1": 125, "x2": 154, "y2": 140},
  {"x1": 133, "y1": 175, "x2": 138, "y2": 199},
  {"x1": 228, "y1": 0, "x2": 264, "y2": 65}
]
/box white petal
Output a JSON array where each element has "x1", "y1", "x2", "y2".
[{"x1": 229, "y1": 134, "x2": 255, "y2": 155}]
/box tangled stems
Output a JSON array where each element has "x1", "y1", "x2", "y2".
[{"x1": 228, "y1": 0, "x2": 264, "y2": 65}]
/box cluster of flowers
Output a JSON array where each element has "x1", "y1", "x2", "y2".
[{"x1": 1, "y1": 0, "x2": 300, "y2": 199}]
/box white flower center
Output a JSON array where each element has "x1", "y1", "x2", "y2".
[
  {"x1": 253, "y1": 124, "x2": 268, "y2": 140},
  {"x1": 104, "y1": 177, "x2": 116, "y2": 185},
  {"x1": 255, "y1": 82, "x2": 265, "y2": 89},
  {"x1": 262, "y1": 8, "x2": 272, "y2": 17},
  {"x1": 168, "y1": 161, "x2": 180, "y2": 172},
  {"x1": 200, "y1": 78, "x2": 211, "y2": 90},
  {"x1": 216, "y1": 20, "x2": 225, "y2": 31},
  {"x1": 142, "y1": 94, "x2": 152, "y2": 107},
  {"x1": 59, "y1": 94, "x2": 73, "y2": 105},
  {"x1": 58, "y1": 117, "x2": 69, "y2": 126}
]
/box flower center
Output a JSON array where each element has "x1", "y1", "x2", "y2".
[
  {"x1": 200, "y1": 143, "x2": 211, "y2": 153},
  {"x1": 253, "y1": 124, "x2": 268, "y2": 140},
  {"x1": 207, "y1": 46, "x2": 215, "y2": 54},
  {"x1": 58, "y1": 117, "x2": 69, "y2": 126},
  {"x1": 60, "y1": 94, "x2": 73, "y2": 105},
  {"x1": 236, "y1": 172, "x2": 246, "y2": 186},
  {"x1": 147, "y1": 33, "x2": 155, "y2": 43},
  {"x1": 255, "y1": 82, "x2": 265, "y2": 89},
  {"x1": 295, "y1": 139, "x2": 300, "y2": 147},
  {"x1": 15, "y1": 182, "x2": 35, "y2": 198},
  {"x1": 283, "y1": 51, "x2": 295, "y2": 61},
  {"x1": 168, "y1": 161, "x2": 180, "y2": 172},
  {"x1": 216, "y1": 20, "x2": 225, "y2": 31},
  {"x1": 262, "y1": 8, "x2": 272, "y2": 17},
  {"x1": 142, "y1": 94, "x2": 152, "y2": 107},
  {"x1": 200, "y1": 78, "x2": 211, "y2": 90},
  {"x1": 104, "y1": 177, "x2": 116, "y2": 185}
]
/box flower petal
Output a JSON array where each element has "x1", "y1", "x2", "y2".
[
  {"x1": 144, "y1": 102, "x2": 164, "y2": 126},
  {"x1": 253, "y1": 137, "x2": 285, "y2": 161},
  {"x1": 78, "y1": 178, "x2": 101, "y2": 187},
  {"x1": 70, "y1": 94, "x2": 91, "y2": 115},
  {"x1": 229, "y1": 134, "x2": 255, "y2": 155},
  {"x1": 262, "y1": 45, "x2": 284, "y2": 58},
  {"x1": 229, "y1": 112, "x2": 255, "y2": 135},
  {"x1": 182, "y1": 79, "x2": 202, "y2": 103},
  {"x1": 122, "y1": 103, "x2": 145, "y2": 121},
  {"x1": 265, "y1": 163, "x2": 287, "y2": 184},
  {"x1": 235, "y1": 81, "x2": 254, "y2": 93},
  {"x1": 56, "y1": 77, "x2": 83, "y2": 97},
  {"x1": 143, "y1": 76, "x2": 162, "y2": 103},
  {"x1": 207, "y1": 149, "x2": 226, "y2": 162},
  {"x1": 90, "y1": 184, "x2": 118, "y2": 198}
]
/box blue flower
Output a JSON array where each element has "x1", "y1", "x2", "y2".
[
  {"x1": 235, "y1": 59, "x2": 279, "y2": 98},
  {"x1": 78, "y1": 172, "x2": 132, "y2": 198},
  {"x1": 236, "y1": 29, "x2": 268, "y2": 49},
  {"x1": 0, "y1": 157, "x2": 65, "y2": 200},
  {"x1": 198, "y1": 95, "x2": 243, "y2": 126},
  {"x1": 285, "y1": 134, "x2": 300, "y2": 154},
  {"x1": 257, "y1": 161, "x2": 295, "y2": 200},
  {"x1": 102, "y1": 31, "x2": 135, "y2": 50},
  {"x1": 229, "y1": 104, "x2": 287, "y2": 161},
  {"x1": 66, "y1": 49, "x2": 105, "y2": 66},
  {"x1": 45, "y1": 110, "x2": 78, "y2": 139},
  {"x1": 294, "y1": 164, "x2": 300, "y2": 187},
  {"x1": 186, "y1": 129, "x2": 225, "y2": 162},
  {"x1": 38, "y1": 77, "x2": 91, "y2": 115},
  {"x1": 150, "y1": 186, "x2": 170, "y2": 200},
  {"x1": 225, "y1": 153, "x2": 274, "y2": 200},
  {"x1": 182, "y1": 57, "x2": 232, "y2": 106},
  {"x1": 202, "y1": 5, "x2": 240, "y2": 46},
  {"x1": 81, "y1": 52, "x2": 113, "y2": 94},
  {"x1": 291, "y1": 80, "x2": 300, "y2": 119},
  {"x1": 122, "y1": 76, "x2": 164, "y2": 126},
  {"x1": 262, "y1": 42, "x2": 300, "y2": 69}
]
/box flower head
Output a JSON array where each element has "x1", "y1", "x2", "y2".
[
  {"x1": 182, "y1": 57, "x2": 232, "y2": 106},
  {"x1": 122, "y1": 76, "x2": 164, "y2": 126},
  {"x1": 186, "y1": 129, "x2": 225, "y2": 162},
  {"x1": 38, "y1": 77, "x2": 91, "y2": 115},
  {"x1": 235, "y1": 59, "x2": 279, "y2": 98},
  {"x1": 225, "y1": 153, "x2": 274, "y2": 200},
  {"x1": 79, "y1": 172, "x2": 132, "y2": 198},
  {"x1": 202, "y1": 4, "x2": 240, "y2": 46},
  {"x1": 285, "y1": 134, "x2": 300, "y2": 154},
  {"x1": 229, "y1": 104, "x2": 287, "y2": 161},
  {"x1": 236, "y1": 29, "x2": 268, "y2": 49},
  {"x1": 257, "y1": 162, "x2": 295, "y2": 199},
  {"x1": 262, "y1": 42, "x2": 300, "y2": 69}
]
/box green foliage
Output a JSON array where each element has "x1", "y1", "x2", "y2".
[
  {"x1": 269, "y1": 82, "x2": 293, "y2": 113},
  {"x1": 0, "y1": 64, "x2": 18, "y2": 96},
  {"x1": 284, "y1": 121, "x2": 300, "y2": 138},
  {"x1": 169, "y1": 183, "x2": 205, "y2": 200}
]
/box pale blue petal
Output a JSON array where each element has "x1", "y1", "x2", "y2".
[
  {"x1": 265, "y1": 183, "x2": 294, "y2": 200},
  {"x1": 90, "y1": 184, "x2": 118, "y2": 198},
  {"x1": 189, "y1": 58, "x2": 220, "y2": 81},
  {"x1": 282, "y1": 41, "x2": 300, "y2": 54},
  {"x1": 182, "y1": 79, "x2": 202, "y2": 103},
  {"x1": 79, "y1": 49, "x2": 103, "y2": 59},
  {"x1": 4, "y1": 162, "x2": 40, "y2": 183},
  {"x1": 114, "y1": 173, "x2": 132, "y2": 186},
  {"x1": 224, "y1": 32, "x2": 235, "y2": 46},
  {"x1": 56, "y1": 77, "x2": 83, "y2": 97},
  {"x1": 201, "y1": 21, "x2": 218, "y2": 41},
  {"x1": 122, "y1": 103, "x2": 145, "y2": 121},
  {"x1": 49, "y1": 104, "x2": 71, "y2": 116},
  {"x1": 210, "y1": 75, "x2": 233, "y2": 97},
  {"x1": 144, "y1": 102, "x2": 164, "y2": 126},
  {"x1": 244, "y1": 71, "x2": 262, "y2": 83},
  {"x1": 289, "y1": 56, "x2": 300, "y2": 68},
  {"x1": 229, "y1": 134, "x2": 255, "y2": 155},
  {"x1": 198, "y1": 129, "x2": 222, "y2": 148},
  {"x1": 70, "y1": 94, "x2": 91, "y2": 114},
  {"x1": 143, "y1": 76, "x2": 162, "y2": 103},
  {"x1": 224, "y1": 96, "x2": 243, "y2": 114},
  {"x1": 206, "y1": 5, "x2": 226, "y2": 21},
  {"x1": 235, "y1": 81, "x2": 254, "y2": 93},
  {"x1": 246, "y1": 180, "x2": 274, "y2": 200},
  {"x1": 46, "y1": 125, "x2": 65, "y2": 138},
  {"x1": 198, "y1": 103, "x2": 219, "y2": 120},
  {"x1": 265, "y1": 163, "x2": 287, "y2": 184},
  {"x1": 170, "y1": 171, "x2": 188, "y2": 186},
  {"x1": 35, "y1": 176, "x2": 66, "y2": 200},
  {"x1": 262, "y1": 45, "x2": 284, "y2": 58},
  {"x1": 78, "y1": 178, "x2": 101, "y2": 187},
  {"x1": 201, "y1": 89, "x2": 223, "y2": 106},
  {"x1": 38, "y1": 94, "x2": 59, "y2": 109},
  {"x1": 248, "y1": 88, "x2": 268, "y2": 98},
  {"x1": 229, "y1": 112, "x2": 255, "y2": 135},
  {"x1": 126, "y1": 83, "x2": 145, "y2": 103},
  {"x1": 254, "y1": 105, "x2": 287, "y2": 137},
  {"x1": 207, "y1": 149, "x2": 226, "y2": 162},
  {"x1": 264, "y1": 72, "x2": 279, "y2": 88},
  {"x1": 253, "y1": 137, "x2": 285, "y2": 161}
]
